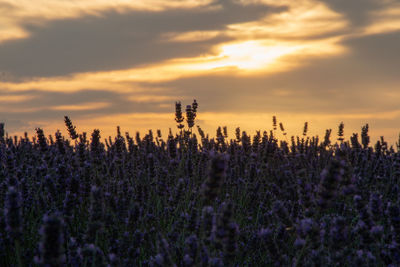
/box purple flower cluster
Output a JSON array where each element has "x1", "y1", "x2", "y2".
[{"x1": 0, "y1": 107, "x2": 400, "y2": 266}]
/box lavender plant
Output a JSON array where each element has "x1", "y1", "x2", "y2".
[{"x1": 0, "y1": 101, "x2": 399, "y2": 266}]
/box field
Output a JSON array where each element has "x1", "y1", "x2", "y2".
[{"x1": 1, "y1": 101, "x2": 400, "y2": 266}]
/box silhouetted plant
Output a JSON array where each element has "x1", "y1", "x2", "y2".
[
  {"x1": 338, "y1": 122, "x2": 345, "y2": 142},
  {"x1": 64, "y1": 116, "x2": 79, "y2": 140},
  {"x1": 0, "y1": 122, "x2": 4, "y2": 142},
  {"x1": 175, "y1": 101, "x2": 185, "y2": 131},
  {"x1": 186, "y1": 104, "x2": 195, "y2": 129},
  {"x1": 361, "y1": 124, "x2": 370, "y2": 149},
  {"x1": 303, "y1": 122, "x2": 308, "y2": 136},
  {"x1": 36, "y1": 128, "x2": 47, "y2": 152}
]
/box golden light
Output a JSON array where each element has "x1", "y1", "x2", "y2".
[
  {"x1": 0, "y1": 95, "x2": 35, "y2": 102},
  {"x1": 217, "y1": 41, "x2": 301, "y2": 70},
  {"x1": 14, "y1": 111, "x2": 398, "y2": 145},
  {"x1": 362, "y1": 6, "x2": 400, "y2": 35},
  {"x1": 177, "y1": 40, "x2": 303, "y2": 72},
  {"x1": 50, "y1": 102, "x2": 110, "y2": 111},
  {"x1": 178, "y1": 38, "x2": 345, "y2": 73}
]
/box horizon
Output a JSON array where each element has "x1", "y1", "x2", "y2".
[{"x1": 1, "y1": 110, "x2": 399, "y2": 148}]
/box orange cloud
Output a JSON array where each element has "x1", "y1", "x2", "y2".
[{"x1": 363, "y1": 4, "x2": 400, "y2": 34}]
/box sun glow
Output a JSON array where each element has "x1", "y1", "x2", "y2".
[
  {"x1": 176, "y1": 40, "x2": 304, "y2": 73},
  {"x1": 178, "y1": 39, "x2": 344, "y2": 73},
  {"x1": 217, "y1": 41, "x2": 300, "y2": 70}
]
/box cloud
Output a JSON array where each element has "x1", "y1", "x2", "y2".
[
  {"x1": 0, "y1": 0, "x2": 285, "y2": 78},
  {"x1": 144, "y1": 29, "x2": 400, "y2": 118},
  {"x1": 320, "y1": 0, "x2": 383, "y2": 26},
  {"x1": 0, "y1": 0, "x2": 214, "y2": 42},
  {"x1": 365, "y1": 4, "x2": 400, "y2": 34},
  {"x1": 226, "y1": 0, "x2": 349, "y2": 41}
]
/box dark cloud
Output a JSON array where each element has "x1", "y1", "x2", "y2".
[
  {"x1": 342, "y1": 30, "x2": 400, "y2": 75},
  {"x1": 319, "y1": 0, "x2": 383, "y2": 27},
  {"x1": 0, "y1": 1, "x2": 286, "y2": 78}
]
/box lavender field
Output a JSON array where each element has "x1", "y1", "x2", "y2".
[{"x1": 1, "y1": 101, "x2": 400, "y2": 266}]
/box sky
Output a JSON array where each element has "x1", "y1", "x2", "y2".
[{"x1": 0, "y1": 0, "x2": 399, "y2": 144}]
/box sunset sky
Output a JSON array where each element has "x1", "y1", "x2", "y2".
[{"x1": 0, "y1": 0, "x2": 399, "y2": 143}]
